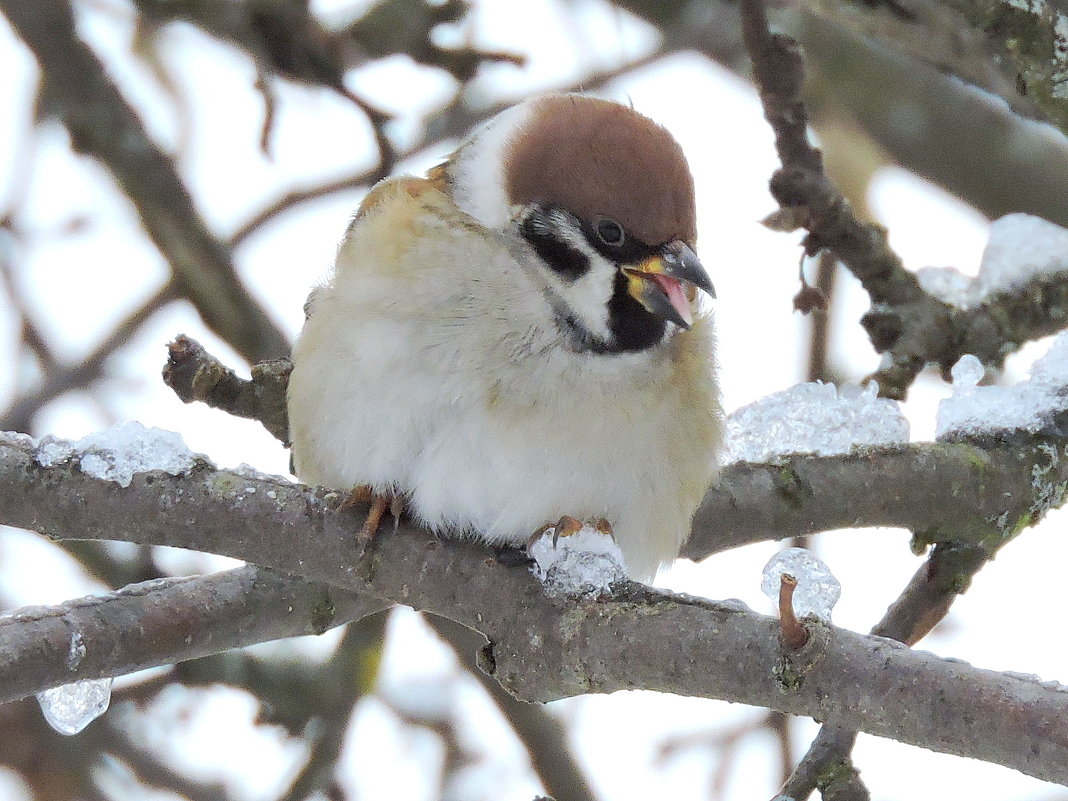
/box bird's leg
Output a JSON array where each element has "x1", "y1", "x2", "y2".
[
  {"x1": 337, "y1": 485, "x2": 404, "y2": 539},
  {"x1": 361, "y1": 493, "x2": 391, "y2": 537}
]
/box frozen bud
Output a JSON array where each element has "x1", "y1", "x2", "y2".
[{"x1": 761, "y1": 547, "x2": 841, "y2": 622}]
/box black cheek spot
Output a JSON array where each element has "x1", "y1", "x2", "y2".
[
  {"x1": 520, "y1": 216, "x2": 590, "y2": 282},
  {"x1": 602, "y1": 271, "x2": 667, "y2": 353}
]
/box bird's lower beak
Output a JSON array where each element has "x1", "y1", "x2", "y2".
[{"x1": 622, "y1": 241, "x2": 715, "y2": 330}]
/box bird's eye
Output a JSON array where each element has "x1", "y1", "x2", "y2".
[{"x1": 596, "y1": 219, "x2": 625, "y2": 247}]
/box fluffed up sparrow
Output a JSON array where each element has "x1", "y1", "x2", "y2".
[{"x1": 288, "y1": 93, "x2": 722, "y2": 581}]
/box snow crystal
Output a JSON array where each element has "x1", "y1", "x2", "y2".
[
  {"x1": 978, "y1": 214, "x2": 1068, "y2": 296},
  {"x1": 917, "y1": 214, "x2": 1068, "y2": 309},
  {"x1": 723, "y1": 381, "x2": 909, "y2": 463},
  {"x1": 232, "y1": 463, "x2": 290, "y2": 483},
  {"x1": 938, "y1": 334, "x2": 1068, "y2": 438},
  {"x1": 916, "y1": 265, "x2": 975, "y2": 307},
  {"x1": 36, "y1": 677, "x2": 113, "y2": 735},
  {"x1": 34, "y1": 435, "x2": 75, "y2": 467},
  {"x1": 31, "y1": 422, "x2": 197, "y2": 487},
  {"x1": 529, "y1": 523, "x2": 627, "y2": 597},
  {"x1": 950, "y1": 354, "x2": 984, "y2": 393},
  {"x1": 761, "y1": 547, "x2": 841, "y2": 622}
]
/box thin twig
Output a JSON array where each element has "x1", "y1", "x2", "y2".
[
  {"x1": 228, "y1": 47, "x2": 672, "y2": 250},
  {"x1": 777, "y1": 574, "x2": 809, "y2": 650},
  {"x1": 776, "y1": 543, "x2": 993, "y2": 799}
]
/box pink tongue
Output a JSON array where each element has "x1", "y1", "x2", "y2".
[{"x1": 648, "y1": 273, "x2": 693, "y2": 327}]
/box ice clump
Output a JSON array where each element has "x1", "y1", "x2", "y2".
[
  {"x1": 938, "y1": 334, "x2": 1068, "y2": 438},
  {"x1": 33, "y1": 421, "x2": 197, "y2": 487},
  {"x1": 761, "y1": 547, "x2": 841, "y2": 622},
  {"x1": 917, "y1": 214, "x2": 1068, "y2": 309},
  {"x1": 978, "y1": 214, "x2": 1068, "y2": 296},
  {"x1": 529, "y1": 524, "x2": 627, "y2": 597},
  {"x1": 723, "y1": 382, "x2": 909, "y2": 464},
  {"x1": 916, "y1": 265, "x2": 975, "y2": 307},
  {"x1": 36, "y1": 677, "x2": 113, "y2": 735}
]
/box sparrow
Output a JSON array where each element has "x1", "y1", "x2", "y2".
[{"x1": 287, "y1": 93, "x2": 721, "y2": 581}]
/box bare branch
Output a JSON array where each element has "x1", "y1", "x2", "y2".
[
  {"x1": 2, "y1": 283, "x2": 178, "y2": 433},
  {"x1": 778, "y1": 533, "x2": 996, "y2": 798},
  {"x1": 163, "y1": 335, "x2": 292, "y2": 444},
  {"x1": 426, "y1": 615, "x2": 601, "y2": 801},
  {"x1": 0, "y1": 564, "x2": 387, "y2": 704},
  {"x1": 740, "y1": 0, "x2": 1068, "y2": 399},
  {"x1": 276, "y1": 615, "x2": 388, "y2": 801},
  {"x1": 159, "y1": 337, "x2": 1068, "y2": 561}
]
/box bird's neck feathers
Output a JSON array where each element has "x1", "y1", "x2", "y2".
[{"x1": 442, "y1": 101, "x2": 535, "y2": 232}]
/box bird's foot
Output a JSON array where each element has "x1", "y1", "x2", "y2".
[
  {"x1": 526, "y1": 516, "x2": 625, "y2": 596},
  {"x1": 527, "y1": 515, "x2": 614, "y2": 550},
  {"x1": 338, "y1": 485, "x2": 405, "y2": 541}
]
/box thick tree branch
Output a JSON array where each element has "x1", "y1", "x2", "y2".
[
  {"x1": 688, "y1": 436, "x2": 1063, "y2": 558},
  {"x1": 0, "y1": 0, "x2": 290, "y2": 363},
  {"x1": 1, "y1": 441, "x2": 1067, "y2": 783},
  {"x1": 0, "y1": 563, "x2": 387, "y2": 705}
]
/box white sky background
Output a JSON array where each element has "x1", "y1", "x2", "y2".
[{"x1": 1, "y1": 0, "x2": 1067, "y2": 799}]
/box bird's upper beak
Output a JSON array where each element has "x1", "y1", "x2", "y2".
[{"x1": 622, "y1": 241, "x2": 715, "y2": 330}]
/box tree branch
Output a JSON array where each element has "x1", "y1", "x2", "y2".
[
  {"x1": 739, "y1": 0, "x2": 1068, "y2": 399},
  {"x1": 1, "y1": 439, "x2": 1067, "y2": 783},
  {"x1": 0, "y1": 563, "x2": 387, "y2": 705},
  {"x1": 777, "y1": 541, "x2": 994, "y2": 799},
  {"x1": 426, "y1": 615, "x2": 601, "y2": 801},
  {"x1": 2, "y1": 283, "x2": 178, "y2": 433},
  {"x1": 163, "y1": 335, "x2": 292, "y2": 445}
]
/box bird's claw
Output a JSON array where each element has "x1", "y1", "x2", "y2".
[{"x1": 526, "y1": 515, "x2": 615, "y2": 550}]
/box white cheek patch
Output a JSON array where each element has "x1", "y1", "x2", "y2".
[{"x1": 546, "y1": 221, "x2": 616, "y2": 343}]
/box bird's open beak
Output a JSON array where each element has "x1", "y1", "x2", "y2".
[{"x1": 622, "y1": 241, "x2": 715, "y2": 330}]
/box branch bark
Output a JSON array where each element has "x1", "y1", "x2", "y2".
[
  {"x1": 0, "y1": 564, "x2": 386, "y2": 704},
  {"x1": 1, "y1": 439, "x2": 1067, "y2": 783}
]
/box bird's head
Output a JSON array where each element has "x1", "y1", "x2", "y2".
[{"x1": 441, "y1": 94, "x2": 715, "y2": 354}]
